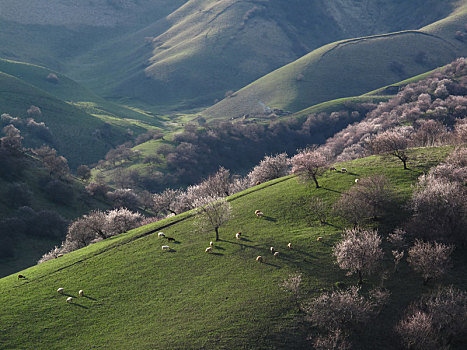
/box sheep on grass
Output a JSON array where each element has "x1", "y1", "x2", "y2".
[
  {"x1": 78, "y1": 290, "x2": 84, "y2": 297},
  {"x1": 287, "y1": 243, "x2": 292, "y2": 249},
  {"x1": 317, "y1": 237, "x2": 323, "y2": 242},
  {"x1": 341, "y1": 168, "x2": 347, "y2": 173},
  {"x1": 17, "y1": 274, "x2": 26, "y2": 280},
  {"x1": 57, "y1": 288, "x2": 64, "y2": 294},
  {"x1": 210, "y1": 241, "x2": 214, "y2": 247},
  {"x1": 255, "y1": 210, "x2": 264, "y2": 217},
  {"x1": 66, "y1": 297, "x2": 73, "y2": 303},
  {"x1": 270, "y1": 247, "x2": 275, "y2": 254},
  {"x1": 274, "y1": 251, "x2": 280, "y2": 257},
  {"x1": 205, "y1": 247, "x2": 213, "y2": 253},
  {"x1": 161, "y1": 245, "x2": 170, "y2": 251},
  {"x1": 236, "y1": 233, "x2": 241, "y2": 240},
  {"x1": 256, "y1": 256, "x2": 263, "y2": 263},
  {"x1": 158, "y1": 232, "x2": 165, "y2": 238}
]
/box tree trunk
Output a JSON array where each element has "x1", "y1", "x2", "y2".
[
  {"x1": 215, "y1": 227, "x2": 219, "y2": 241},
  {"x1": 402, "y1": 159, "x2": 407, "y2": 170},
  {"x1": 312, "y1": 175, "x2": 320, "y2": 188},
  {"x1": 358, "y1": 270, "x2": 363, "y2": 285}
]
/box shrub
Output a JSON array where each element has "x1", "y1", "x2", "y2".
[{"x1": 6, "y1": 182, "x2": 32, "y2": 208}]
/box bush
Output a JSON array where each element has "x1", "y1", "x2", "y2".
[
  {"x1": 6, "y1": 182, "x2": 32, "y2": 208},
  {"x1": 44, "y1": 179, "x2": 74, "y2": 205}
]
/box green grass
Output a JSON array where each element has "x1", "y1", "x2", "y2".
[{"x1": 1, "y1": 146, "x2": 464, "y2": 349}]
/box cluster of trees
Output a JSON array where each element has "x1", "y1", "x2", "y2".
[
  {"x1": 39, "y1": 208, "x2": 143, "y2": 263},
  {"x1": 1, "y1": 113, "x2": 54, "y2": 146},
  {"x1": 320, "y1": 57, "x2": 467, "y2": 163}
]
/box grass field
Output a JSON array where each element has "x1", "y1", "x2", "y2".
[{"x1": 1, "y1": 146, "x2": 464, "y2": 349}]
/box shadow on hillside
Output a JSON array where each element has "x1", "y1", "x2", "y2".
[
  {"x1": 63, "y1": 293, "x2": 74, "y2": 298},
  {"x1": 83, "y1": 295, "x2": 97, "y2": 301},
  {"x1": 263, "y1": 216, "x2": 277, "y2": 222},
  {"x1": 71, "y1": 303, "x2": 88, "y2": 309},
  {"x1": 293, "y1": 249, "x2": 318, "y2": 259},
  {"x1": 321, "y1": 187, "x2": 342, "y2": 194},
  {"x1": 214, "y1": 245, "x2": 225, "y2": 250},
  {"x1": 167, "y1": 249, "x2": 177, "y2": 253},
  {"x1": 262, "y1": 262, "x2": 280, "y2": 268},
  {"x1": 238, "y1": 237, "x2": 252, "y2": 242},
  {"x1": 211, "y1": 252, "x2": 224, "y2": 256},
  {"x1": 323, "y1": 222, "x2": 342, "y2": 229}
]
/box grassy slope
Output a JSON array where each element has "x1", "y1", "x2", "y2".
[
  {"x1": 204, "y1": 2, "x2": 467, "y2": 119},
  {"x1": 1, "y1": 146, "x2": 465, "y2": 349}
]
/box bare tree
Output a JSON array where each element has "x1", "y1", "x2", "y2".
[
  {"x1": 1, "y1": 124, "x2": 23, "y2": 153},
  {"x1": 152, "y1": 188, "x2": 182, "y2": 216},
  {"x1": 408, "y1": 175, "x2": 467, "y2": 243},
  {"x1": 372, "y1": 130, "x2": 409, "y2": 169},
  {"x1": 333, "y1": 175, "x2": 397, "y2": 226},
  {"x1": 193, "y1": 196, "x2": 233, "y2": 241},
  {"x1": 280, "y1": 273, "x2": 302, "y2": 308},
  {"x1": 312, "y1": 328, "x2": 351, "y2": 350},
  {"x1": 333, "y1": 228, "x2": 383, "y2": 284},
  {"x1": 291, "y1": 148, "x2": 328, "y2": 188},
  {"x1": 407, "y1": 240, "x2": 454, "y2": 285},
  {"x1": 396, "y1": 287, "x2": 467, "y2": 349},
  {"x1": 77, "y1": 165, "x2": 91, "y2": 180},
  {"x1": 33, "y1": 145, "x2": 69, "y2": 177},
  {"x1": 309, "y1": 197, "x2": 328, "y2": 225},
  {"x1": 247, "y1": 153, "x2": 289, "y2": 185},
  {"x1": 304, "y1": 286, "x2": 389, "y2": 334}
]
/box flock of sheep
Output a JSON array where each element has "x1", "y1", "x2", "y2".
[
  {"x1": 158, "y1": 209, "x2": 325, "y2": 264},
  {"x1": 57, "y1": 287, "x2": 84, "y2": 304}
]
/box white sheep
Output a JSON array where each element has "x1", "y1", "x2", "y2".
[
  {"x1": 78, "y1": 290, "x2": 84, "y2": 297},
  {"x1": 270, "y1": 247, "x2": 275, "y2": 254},
  {"x1": 317, "y1": 237, "x2": 323, "y2": 242},
  {"x1": 205, "y1": 247, "x2": 212, "y2": 253},
  {"x1": 158, "y1": 232, "x2": 165, "y2": 238},
  {"x1": 235, "y1": 233, "x2": 241, "y2": 240},
  {"x1": 255, "y1": 210, "x2": 264, "y2": 217},
  {"x1": 162, "y1": 245, "x2": 170, "y2": 251},
  {"x1": 274, "y1": 251, "x2": 280, "y2": 257},
  {"x1": 66, "y1": 297, "x2": 73, "y2": 303},
  {"x1": 57, "y1": 288, "x2": 64, "y2": 294},
  {"x1": 287, "y1": 243, "x2": 292, "y2": 249},
  {"x1": 210, "y1": 241, "x2": 214, "y2": 247},
  {"x1": 57, "y1": 253, "x2": 63, "y2": 258},
  {"x1": 256, "y1": 256, "x2": 263, "y2": 263},
  {"x1": 355, "y1": 178, "x2": 359, "y2": 183},
  {"x1": 341, "y1": 168, "x2": 347, "y2": 173}
]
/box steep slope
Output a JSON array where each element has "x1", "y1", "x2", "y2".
[
  {"x1": 110, "y1": 0, "x2": 461, "y2": 109},
  {"x1": 204, "y1": 2, "x2": 467, "y2": 118},
  {"x1": 0, "y1": 72, "x2": 121, "y2": 168},
  {"x1": 1, "y1": 147, "x2": 465, "y2": 349}
]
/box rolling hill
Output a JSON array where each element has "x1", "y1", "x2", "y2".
[
  {"x1": 0, "y1": 0, "x2": 462, "y2": 112},
  {"x1": 1, "y1": 146, "x2": 465, "y2": 349},
  {"x1": 204, "y1": 2, "x2": 467, "y2": 118}
]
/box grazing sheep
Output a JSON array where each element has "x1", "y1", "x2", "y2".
[
  {"x1": 162, "y1": 245, "x2": 170, "y2": 251},
  {"x1": 78, "y1": 290, "x2": 84, "y2": 297},
  {"x1": 17, "y1": 274, "x2": 26, "y2": 279},
  {"x1": 57, "y1": 254, "x2": 63, "y2": 258},
  {"x1": 317, "y1": 237, "x2": 323, "y2": 242},
  {"x1": 205, "y1": 247, "x2": 212, "y2": 253},
  {"x1": 274, "y1": 251, "x2": 280, "y2": 257},
  {"x1": 57, "y1": 288, "x2": 64, "y2": 294},
  {"x1": 66, "y1": 297, "x2": 73, "y2": 303},
  {"x1": 330, "y1": 167, "x2": 336, "y2": 171},
  {"x1": 256, "y1": 256, "x2": 263, "y2": 263},
  {"x1": 166, "y1": 237, "x2": 175, "y2": 242},
  {"x1": 341, "y1": 168, "x2": 347, "y2": 173},
  {"x1": 255, "y1": 181, "x2": 261, "y2": 186},
  {"x1": 158, "y1": 232, "x2": 165, "y2": 238},
  {"x1": 210, "y1": 241, "x2": 214, "y2": 247},
  {"x1": 355, "y1": 178, "x2": 359, "y2": 183},
  {"x1": 287, "y1": 243, "x2": 292, "y2": 249},
  {"x1": 236, "y1": 233, "x2": 241, "y2": 240},
  {"x1": 270, "y1": 247, "x2": 275, "y2": 254},
  {"x1": 255, "y1": 210, "x2": 264, "y2": 217}
]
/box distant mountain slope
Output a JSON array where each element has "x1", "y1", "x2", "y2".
[
  {"x1": 0, "y1": 72, "x2": 119, "y2": 168},
  {"x1": 112, "y1": 0, "x2": 461, "y2": 109},
  {"x1": 204, "y1": 3, "x2": 467, "y2": 118}
]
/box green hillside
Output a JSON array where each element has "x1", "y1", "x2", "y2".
[
  {"x1": 204, "y1": 3, "x2": 467, "y2": 118},
  {"x1": 1, "y1": 146, "x2": 464, "y2": 349}
]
